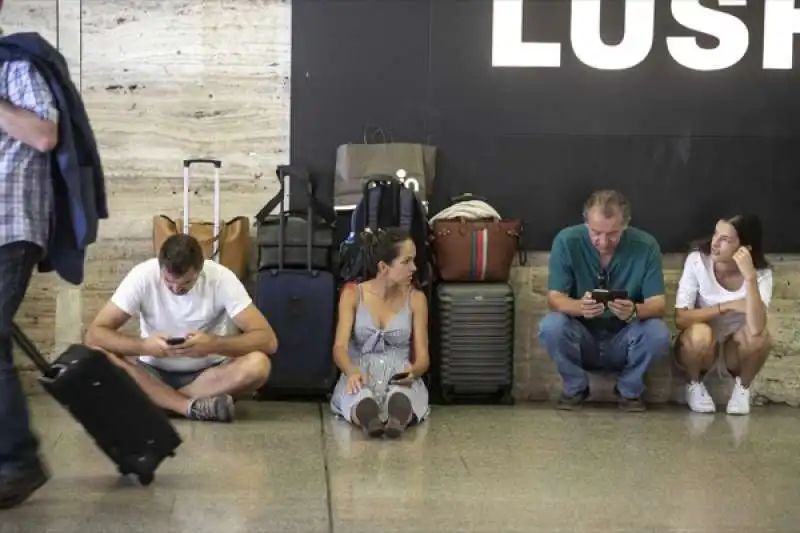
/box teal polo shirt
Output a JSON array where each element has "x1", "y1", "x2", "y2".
[{"x1": 547, "y1": 224, "x2": 665, "y2": 331}]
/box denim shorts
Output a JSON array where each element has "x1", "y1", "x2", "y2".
[{"x1": 140, "y1": 361, "x2": 224, "y2": 390}]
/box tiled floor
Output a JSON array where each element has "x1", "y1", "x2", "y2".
[{"x1": 2, "y1": 395, "x2": 800, "y2": 532}]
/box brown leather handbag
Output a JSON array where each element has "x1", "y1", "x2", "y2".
[
  {"x1": 431, "y1": 218, "x2": 524, "y2": 282},
  {"x1": 152, "y1": 159, "x2": 251, "y2": 281},
  {"x1": 152, "y1": 215, "x2": 251, "y2": 281}
]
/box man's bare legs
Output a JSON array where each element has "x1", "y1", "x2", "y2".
[
  {"x1": 98, "y1": 350, "x2": 271, "y2": 422},
  {"x1": 102, "y1": 350, "x2": 192, "y2": 415},
  {"x1": 179, "y1": 351, "x2": 271, "y2": 399}
]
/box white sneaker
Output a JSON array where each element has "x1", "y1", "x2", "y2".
[
  {"x1": 686, "y1": 381, "x2": 715, "y2": 413},
  {"x1": 726, "y1": 377, "x2": 751, "y2": 415}
]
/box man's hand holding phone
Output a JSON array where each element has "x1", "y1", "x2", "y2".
[
  {"x1": 141, "y1": 334, "x2": 170, "y2": 357},
  {"x1": 580, "y1": 292, "x2": 605, "y2": 319},
  {"x1": 607, "y1": 299, "x2": 635, "y2": 321},
  {"x1": 165, "y1": 331, "x2": 216, "y2": 358}
]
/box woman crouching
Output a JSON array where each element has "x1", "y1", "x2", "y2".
[{"x1": 674, "y1": 214, "x2": 773, "y2": 415}]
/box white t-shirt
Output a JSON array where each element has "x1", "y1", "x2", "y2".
[
  {"x1": 110, "y1": 258, "x2": 252, "y2": 372},
  {"x1": 674, "y1": 251, "x2": 773, "y2": 310}
]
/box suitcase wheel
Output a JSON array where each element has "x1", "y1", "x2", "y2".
[
  {"x1": 118, "y1": 454, "x2": 157, "y2": 486},
  {"x1": 499, "y1": 390, "x2": 515, "y2": 406},
  {"x1": 440, "y1": 387, "x2": 454, "y2": 405},
  {"x1": 134, "y1": 454, "x2": 157, "y2": 486},
  {"x1": 117, "y1": 465, "x2": 154, "y2": 486}
]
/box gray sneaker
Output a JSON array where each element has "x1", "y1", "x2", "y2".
[{"x1": 188, "y1": 394, "x2": 235, "y2": 422}]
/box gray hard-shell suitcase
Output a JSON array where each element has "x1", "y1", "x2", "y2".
[{"x1": 434, "y1": 282, "x2": 515, "y2": 404}]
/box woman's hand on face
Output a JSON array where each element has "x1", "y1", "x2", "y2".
[{"x1": 733, "y1": 246, "x2": 757, "y2": 281}]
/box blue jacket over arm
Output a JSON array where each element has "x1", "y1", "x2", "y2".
[{"x1": 0, "y1": 32, "x2": 108, "y2": 285}]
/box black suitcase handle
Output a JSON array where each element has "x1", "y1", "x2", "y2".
[
  {"x1": 183, "y1": 158, "x2": 222, "y2": 168},
  {"x1": 254, "y1": 168, "x2": 336, "y2": 226},
  {"x1": 11, "y1": 322, "x2": 59, "y2": 379}
]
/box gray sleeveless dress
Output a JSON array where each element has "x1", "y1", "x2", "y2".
[{"x1": 330, "y1": 284, "x2": 430, "y2": 424}]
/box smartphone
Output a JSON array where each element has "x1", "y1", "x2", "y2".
[
  {"x1": 166, "y1": 337, "x2": 186, "y2": 345},
  {"x1": 389, "y1": 372, "x2": 411, "y2": 383},
  {"x1": 591, "y1": 289, "x2": 628, "y2": 304}
]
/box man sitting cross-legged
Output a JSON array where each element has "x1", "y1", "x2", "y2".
[{"x1": 84, "y1": 234, "x2": 278, "y2": 422}]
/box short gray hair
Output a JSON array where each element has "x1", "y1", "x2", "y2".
[{"x1": 583, "y1": 190, "x2": 631, "y2": 225}]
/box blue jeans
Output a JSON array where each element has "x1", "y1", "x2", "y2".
[
  {"x1": 538, "y1": 312, "x2": 671, "y2": 399},
  {"x1": 0, "y1": 242, "x2": 43, "y2": 476}
]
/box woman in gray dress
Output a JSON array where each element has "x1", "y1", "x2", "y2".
[{"x1": 330, "y1": 228, "x2": 430, "y2": 438}]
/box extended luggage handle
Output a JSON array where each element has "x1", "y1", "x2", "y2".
[
  {"x1": 11, "y1": 321, "x2": 60, "y2": 380},
  {"x1": 273, "y1": 165, "x2": 329, "y2": 272},
  {"x1": 182, "y1": 158, "x2": 222, "y2": 260},
  {"x1": 254, "y1": 166, "x2": 336, "y2": 226}
]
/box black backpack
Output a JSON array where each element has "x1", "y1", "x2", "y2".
[{"x1": 338, "y1": 176, "x2": 433, "y2": 288}]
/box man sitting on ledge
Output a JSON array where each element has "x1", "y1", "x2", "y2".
[
  {"x1": 538, "y1": 190, "x2": 671, "y2": 412},
  {"x1": 85, "y1": 234, "x2": 277, "y2": 422}
]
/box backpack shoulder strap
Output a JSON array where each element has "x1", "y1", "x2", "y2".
[{"x1": 398, "y1": 187, "x2": 415, "y2": 230}]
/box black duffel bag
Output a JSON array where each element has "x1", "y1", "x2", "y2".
[{"x1": 255, "y1": 165, "x2": 336, "y2": 271}]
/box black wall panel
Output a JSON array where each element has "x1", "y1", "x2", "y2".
[{"x1": 291, "y1": 0, "x2": 800, "y2": 252}]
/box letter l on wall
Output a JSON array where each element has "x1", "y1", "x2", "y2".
[{"x1": 492, "y1": 0, "x2": 561, "y2": 67}]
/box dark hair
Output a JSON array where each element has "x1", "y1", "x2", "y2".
[
  {"x1": 360, "y1": 227, "x2": 411, "y2": 280},
  {"x1": 158, "y1": 234, "x2": 205, "y2": 276},
  {"x1": 691, "y1": 213, "x2": 770, "y2": 270}
]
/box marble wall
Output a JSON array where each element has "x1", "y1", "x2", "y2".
[
  {"x1": 3, "y1": 0, "x2": 289, "y2": 372},
  {"x1": 4, "y1": 1, "x2": 800, "y2": 405}
]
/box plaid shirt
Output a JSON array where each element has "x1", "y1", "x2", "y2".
[{"x1": 0, "y1": 60, "x2": 57, "y2": 250}]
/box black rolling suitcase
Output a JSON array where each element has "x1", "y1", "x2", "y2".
[
  {"x1": 254, "y1": 166, "x2": 338, "y2": 400},
  {"x1": 434, "y1": 282, "x2": 515, "y2": 405},
  {"x1": 11, "y1": 323, "x2": 182, "y2": 485}
]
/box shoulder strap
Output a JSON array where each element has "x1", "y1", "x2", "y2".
[
  {"x1": 398, "y1": 188, "x2": 415, "y2": 230},
  {"x1": 367, "y1": 186, "x2": 382, "y2": 231},
  {"x1": 255, "y1": 172, "x2": 335, "y2": 225}
]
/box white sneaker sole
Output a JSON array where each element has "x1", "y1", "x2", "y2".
[{"x1": 689, "y1": 403, "x2": 716, "y2": 414}]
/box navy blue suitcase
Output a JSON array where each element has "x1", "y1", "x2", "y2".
[{"x1": 254, "y1": 166, "x2": 338, "y2": 400}]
